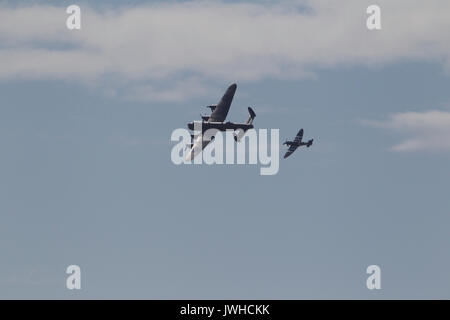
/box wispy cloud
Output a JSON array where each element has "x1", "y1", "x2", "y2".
[
  {"x1": 1, "y1": 1, "x2": 450, "y2": 101},
  {"x1": 123, "y1": 77, "x2": 211, "y2": 102},
  {"x1": 366, "y1": 110, "x2": 450, "y2": 152}
]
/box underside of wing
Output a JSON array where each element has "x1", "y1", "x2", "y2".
[
  {"x1": 289, "y1": 144, "x2": 298, "y2": 152},
  {"x1": 294, "y1": 129, "x2": 304, "y2": 143},
  {"x1": 185, "y1": 136, "x2": 211, "y2": 161},
  {"x1": 284, "y1": 145, "x2": 298, "y2": 158},
  {"x1": 284, "y1": 150, "x2": 294, "y2": 159},
  {"x1": 208, "y1": 83, "x2": 237, "y2": 122}
]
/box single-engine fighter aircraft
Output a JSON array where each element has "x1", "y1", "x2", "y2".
[
  {"x1": 185, "y1": 83, "x2": 256, "y2": 161},
  {"x1": 283, "y1": 129, "x2": 313, "y2": 159}
]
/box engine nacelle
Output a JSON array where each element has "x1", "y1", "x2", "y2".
[
  {"x1": 187, "y1": 121, "x2": 203, "y2": 131},
  {"x1": 233, "y1": 129, "x2": 246, "y2": 142}
]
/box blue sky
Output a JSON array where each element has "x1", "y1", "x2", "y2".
[{"x1": 1, "y1": 0, "x2": 450, "y2": 299}]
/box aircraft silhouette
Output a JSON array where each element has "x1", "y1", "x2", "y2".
[
  {"x1": 186, "y1": 83, "x2": 256, "y2": 160},
  {"x1": 283, "y1": 129, "x2": 313, "y2": 159}
]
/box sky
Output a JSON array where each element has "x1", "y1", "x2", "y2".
[{"x1": 1, "y1": 0, "x2": 450, "y2": 299}]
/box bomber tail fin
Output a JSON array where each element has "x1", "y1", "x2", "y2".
[{"x1": 246, "y1": 107, "x2": 256, "y2": 125}]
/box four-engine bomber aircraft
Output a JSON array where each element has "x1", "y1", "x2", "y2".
[
  {"x1": 283, "y1": 129, "x2": 313, "y2": 159},
  {"x1": 186, "y1": 83, "x2": 256, "y2": 160}
]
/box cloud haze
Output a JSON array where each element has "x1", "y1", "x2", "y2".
[
  {"x1": 1, "y1": 1, "x2": 450, "y2": 100},
  {"x1": 367, "y1": 110, "x2": 450, "y2": 152}
]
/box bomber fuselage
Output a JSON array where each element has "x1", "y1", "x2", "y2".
[{"x1": 187, "y1": 120, "x2": 253, "y2": 132}]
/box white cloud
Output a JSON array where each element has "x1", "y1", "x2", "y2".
[
  {"x1": 1, "y1": 1, "x2": 450, "y2": 101},
  {"x1": 367, "y1": 110, "x2": 450, "y2": 152},
  {"x1": 123, "y1": 77, "x2": 211, "y2": 102}
]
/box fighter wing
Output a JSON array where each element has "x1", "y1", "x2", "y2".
[
  {"x1": 293, "y1": 129, "x2": 304, "y2": 143},
  {"x1": 208, "y1": 83, "x2": 237, "y2": 122},
  {"x1": 284, "y1": 145, "x2": 299, "y2": 159}
]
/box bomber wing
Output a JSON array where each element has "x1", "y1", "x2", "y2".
[
  {"x1": 185, "y1": 135, "x2": 211, "y2": 161},
  {"x1": 208, "y1": 83, "x2": 237, "y2": 122}
]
